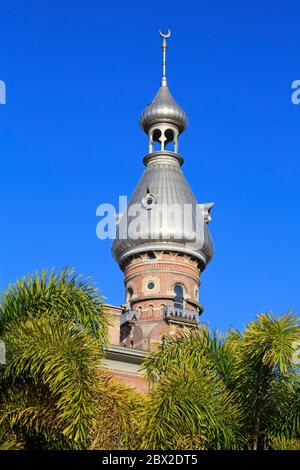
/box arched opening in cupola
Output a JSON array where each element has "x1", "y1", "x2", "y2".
[
  {"x1": 150, "y1": 128, "x2": 162, "y2": 152},
  {"x1": 164, "y1": 128, "x2": 175, "y2": 151}
]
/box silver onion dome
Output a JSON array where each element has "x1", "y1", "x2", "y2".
[
  {"x1": 140, "y1": 83, "x2": 188, "y2": 134},
  {"x1": 140, "y1": 30, "x2": 187, "y2": 134}
]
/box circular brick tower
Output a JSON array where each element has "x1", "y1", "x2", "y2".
[{"x1": 112, "y1": 31, "x2": 214, "y2": 351}]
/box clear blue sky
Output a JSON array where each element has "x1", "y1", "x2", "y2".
[{"x1": 1, "y1": 1, "x2": 299, "y2": 332}]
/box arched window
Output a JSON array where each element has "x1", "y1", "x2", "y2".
[
  {"x1": 174, "y1": 284, "x2": 184, "y2": 309},
  {"x1": 148, "y1": 304, "x2": 154, "y2": 314},
  {"x1": 127, "y1": 287, "x2": 133, "y2": 306},
  {"x1": 127, "y1": 287, "x2": 133, "y2": 297}
]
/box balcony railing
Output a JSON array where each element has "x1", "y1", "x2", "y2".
[
  {"x1": 120, "y1": 309, "x2": 138, "y2": 325},
  {"x1": 163, "y1": 305, "x2": 199, "y2": 324}
]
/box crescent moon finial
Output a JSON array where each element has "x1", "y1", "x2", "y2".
[{"x1": 159, "y1": 29, "x2": 171, "y2": 39}]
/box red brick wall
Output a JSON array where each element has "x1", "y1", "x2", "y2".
[
  {"x1": 104, "y1": 305, "x2": 124, "y2": 346},
  {"x1": 119, "y1": 251, "x2": 202, "y2": 350},
  {"x1": 110, "y1": 370, "x2": 150, "y2": 394},
  {"x1": 124, "y1": 251, "x2": 200, "y2": 316}
]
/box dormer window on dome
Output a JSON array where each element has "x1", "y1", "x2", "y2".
[{"x1": 142, "y1": 193, "x2": 156, "y2": 210}]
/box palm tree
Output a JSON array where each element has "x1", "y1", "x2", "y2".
[
  {"x1": 141, "y1": 312, "x2": 300, "y2": 450},
  {"x1": 1, "y1": 269, "x2": 298, "y2": 450},
  {"x1": 0, "y1": 268, "x2": 143, "y2": 450},
  {"x1": 140, "y1": 328, "x2": 243, "y2": 450},
  {"x1": 226, "y1": 312, "x2": 300, "y2": 450}
]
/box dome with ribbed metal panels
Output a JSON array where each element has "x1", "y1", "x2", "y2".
[
  {"x1": 140, "y1": 83, "x2": 188, "y2": 134},
  {"x1": 112, "y1": 155, "x2": 214, "y2": 269}
]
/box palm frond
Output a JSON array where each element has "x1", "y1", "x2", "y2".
[
  {"x1": 0, "y1": 314, "x2": 101, "y2": 448},
  {"x1": 0, "y1": 268, "x2": 108, "y2": 350}
]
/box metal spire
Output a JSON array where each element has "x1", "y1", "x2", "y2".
[
  {"x1": 140, "y1": 29, "x2": 188, "y2": 136},
  {"x1": 159, "y1": 29, "x2": 171, "y2": 86}
]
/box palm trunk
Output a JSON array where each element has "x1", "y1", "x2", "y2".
[
  {"x1": 253, "y1": 413, "x2": 260, "y2": 450},
  {"x1": 251, "y1": 368, "x2": 267, "y2": 450}
]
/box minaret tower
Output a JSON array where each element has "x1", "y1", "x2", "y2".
[{"x1": 112, "y1": 31, "x2": 214, "y2": 351}]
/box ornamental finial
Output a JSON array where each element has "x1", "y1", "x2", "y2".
[{"x1": 159, "y1": 29, "x2": 171, "y2": 86}]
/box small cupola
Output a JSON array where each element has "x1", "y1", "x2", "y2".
[{"x1": 140, "y1": 30, "x2": 188, "y2": 154}]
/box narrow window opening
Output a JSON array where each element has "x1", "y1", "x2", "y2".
[{"x1": 174, "y1": 284, "x2": 184, "y2": 309}]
